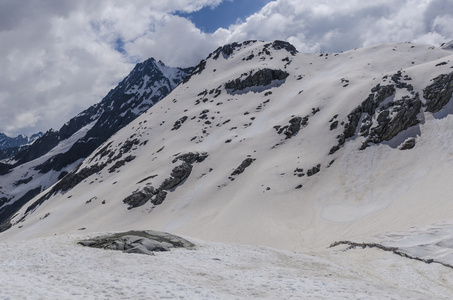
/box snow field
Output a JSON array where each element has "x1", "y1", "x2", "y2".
[{"x1": 1, "y1": 233, "x2": 452, "y2": 299}]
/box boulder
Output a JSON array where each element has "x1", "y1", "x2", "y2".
[
  {"x1": 78, "y1": 230, "x2": 195, "y2": 255},
  {"x1": 399, "y1": 138, "x2": 416, "y2": 150}
]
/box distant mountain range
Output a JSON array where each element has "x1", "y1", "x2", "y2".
[{"x1": 0, "y1": 132, "x2": 43, "y2": 160}]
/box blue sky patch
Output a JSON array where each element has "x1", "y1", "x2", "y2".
[{"x1": 175, "y1": 0, "x2": 272, "y2": 33}]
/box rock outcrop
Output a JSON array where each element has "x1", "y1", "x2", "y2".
[
  {"x1": 329, "y1": 240, "x2": 453, "y2": 269},
  {"x1": 229, "y1": 158, "x2": 255, "y2": 180},
  {"x1": 423, "y1": 72, "x2": 453, "y2": 113},
  {"x1": 225, "y1": 69, "x2": 289, "y2": 93},
  {"x1": 123, "y1": 152, "x2": 208, "y2": 209},
  {"x1": 360, "y1": 94, "x2": 422, "y2": 149},
  {"x1": 78, "y1": 230, "x2": 195, "y2": 255},
  {"x1": 329, "y1": 77, "x2": 424, "y2": 153},
  {"x1": 274, "y1": 115, "x2": 309, "y2": 139},
  {"x1": 399, "y1": 137, "x2": 416, "y2": 150}
]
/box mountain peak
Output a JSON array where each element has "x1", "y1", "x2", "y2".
[
  {"x1": 208, "y1": 40, "x2": 298, "y2": 61},
  {"x1": 0, "y1": 56, "x2": 192, "y2": 225}
]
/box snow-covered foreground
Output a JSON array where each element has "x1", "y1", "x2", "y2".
[{"x1": 1, "y1": 233, "x2": 452, "y2": 299}]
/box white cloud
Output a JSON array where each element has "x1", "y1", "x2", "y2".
[
  {"x1": 220, "y1": 0, "x2": 452, "y2": 53},
  {"x1": 0, "y1": 0, "x2": 451, "y2": 137},
  {"x1": 0, "y1": 0, "x2": 223, "y2": 136}
]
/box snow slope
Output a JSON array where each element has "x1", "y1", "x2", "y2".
[
  {"x1": 2, "y1": 41, "x2": 453, "y2": 255},
  {"x1": 2, "y1": 40, "x2": 453, "y2": 299}
]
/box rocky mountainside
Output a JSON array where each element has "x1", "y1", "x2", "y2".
[
  {"x1": 0, "y1": 58, "x2": 192, "y2": 225},
  {"x1": 0, "y1": 132, "x2": 43, "y2": 160},
  {"x1": 1, "y1": 40, "x2": 453, "y2": 253}
]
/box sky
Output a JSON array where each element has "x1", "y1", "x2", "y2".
[{"x1": 0, "y1": 0, "x2": 452, "y2": 137}]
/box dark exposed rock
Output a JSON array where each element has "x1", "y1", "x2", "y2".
[
  {"x1": 285, "y1": 117, "x2": 303, "y2": 138},
  {"x1": 0, "y1": 197, "x2": 10, "y2": 207},
  {"x1": 362, "y1": 84, "x2": 396, "y2": 115},
  {"x1": 312, "y1": 107, "x2": 320, "y2": 115},
  {"x1": 329, "y1": 240, "x2": 453, "y2": 270},
  {"x1": 0, "y1": 162, "x2": 12, "y2": 175},
  {"x1": 270, "y1": 40, "x2": 298, "y2": 55},
  {"x1": 13, "y1": 176, "x2": 33, "y2": 186},
  {"x1": 58, "y1": 171, "x2": 68, "y2": 180},
  {"x1": 151, "y1": 190, "x2": 168, "y2": 205},
  {"x1": 119, "y1": 138, "x2": 140, "y2": 155},
  {"x1": 172, "y1": 152, "x2": 208, "y2": 164},
  {"x1": 329, "y1": 83, "x2": 399, "y2": 154},
  {"x1": 123, "y1": 186, "x2": 155, "y2": 209},
  {"x1": 423, "y1": 72, "x2": 453, "y2": 113},
  {"x1": 390, "y1": 70, "x2": 414, "y2": 91},
  {"x1": 329, "y1": 145, "x2": 340, "y2": 155},
  {"x1": 230, "y1": 158, "x2": 255, "y2": 178},
  {"x1": 212, "y1": 42, "x2": 243, "y2": 59},
  {"x1": 78, "y1": 230, "x2": 195, "y2": 255},
  {"x1": 307, "y1": 164, "x2": 321, "y2": 177},
  {"x1": 225, "y1": 69, "x2": 289, "y2": 93},
  {"x1": 293, "y1": 168, "x2": 305, "y2": 177},
  {"x1": 275, "y1": 116, "x2": 309, "y2": 139},
  {"x1": 330, "y1": 121, "x2": 339, "y2": 130},
  {"x1": 108, "y1": 155, "x2": 136, "y2": 173},
  {"x1": 24, "y1": 163, "x2": 107, "y2": 216},
  {"x1": 361, "y1": 94, "x2": 422, "y2": 149},
  {"x1": 183, "y1": 60, "x2": 206, "y2": 84},
  {"x1": 376, "y1": 110, "x2": 390, "y2": 124},
  {"x1": 0, "y1": 219, "x2": 12, "y2": 233},
  {"x1": 0, "y1": 147, "x2": 22, "y2": 160},
  {"x1": 137, "y1": 175, "x2": 158, "y2": 184},
  {"x1": 159, "y1": 163, "x2": 193, "y2": 191},
  {"x1": 13, "y1": 129, "x2": 61, "y2": 167},
  {"x1": 123, "y1": 152, "x2": 208, "y2": 209},
  {"x1": 244, "y1": 53, "x2": 255, "y2": 61},
  {"x1": 0, "y1": 187, "x2": 41, "y2": 228},
  {"x1": 399, "y1": 138, "x2": 416, "y2": 150},
  {"x1": 171, "y1": 116, "x2": 188, "y2": 131}
]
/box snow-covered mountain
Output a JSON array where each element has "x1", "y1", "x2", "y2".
[
  {"x1": 0, "y1": 132, "x2": 43, "y2": 160},
  {"x1": 0, "y1": 58, "x2": 191, "y2": 226},
  {"x1": 0, "y1": 132, "x2": 42, "y2": 150},
  {"x1": 2, "y1": 40, "x2": 453, "y2": 299},
  {"x1": 2, "y1": 39, "x2": 452, "y2": 251}
]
